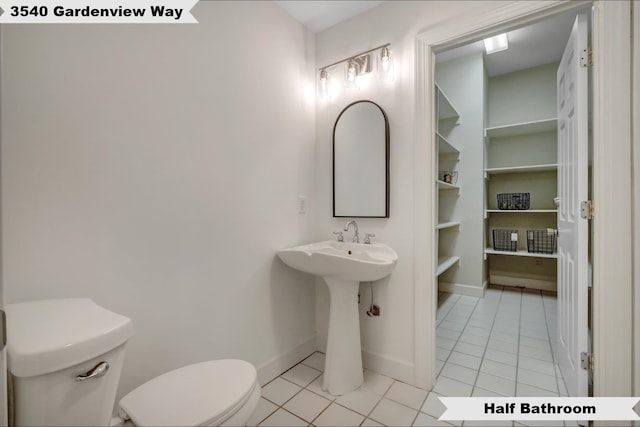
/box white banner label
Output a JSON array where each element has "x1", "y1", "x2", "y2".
[
  {"x1": 440, "y1": 397, "x2": 640, "y2": 421},
  {"x1": 0, "y1": 0, "x2": 198, "y2": 23}
]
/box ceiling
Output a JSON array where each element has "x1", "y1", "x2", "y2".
[
  {"x1": 437, "y1": 8, "x2": 589, "y2": 76},
  {"x1": 274, "y1": 2, "x2": 589, "y2": 77},
  {"x1": 274, "y1": 1, "x2": 384, "y2": 33}
]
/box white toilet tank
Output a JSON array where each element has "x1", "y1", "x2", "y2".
[{"x1": 6, "y1": 299, "x2": 133, "y2": 426}]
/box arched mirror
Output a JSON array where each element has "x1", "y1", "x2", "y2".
[{"x1": 333, "y1": 100, "x2": 390, "y2": 218}]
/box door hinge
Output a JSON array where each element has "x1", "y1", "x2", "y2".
[
  {"x1": 580, "y1": 200, "x2": 593, "y2": 220},
  {"x1": 580, "y1": 351, "x2": 593, "y2": 371},
  {"x1": 580, "y1": 47, "x2": 593, "y2": 67}
]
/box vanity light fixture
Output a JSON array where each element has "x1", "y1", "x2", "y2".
[
  {"x1": 484, "y1": 33, "x2": 509, "y2": 54},
  {"x1": 318, "y1": 43, "x2": 393, "y2": 95},
  {"x1": 378, "y1": 46, "x2": 395, "y2": 82},
  {"x1": 319, "y1": 69, "x2": 330, "y2": 99}
]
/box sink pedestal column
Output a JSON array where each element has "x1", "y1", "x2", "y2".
[{"x1": 322, "y1": 277, "x2": 364, "y2": 395}]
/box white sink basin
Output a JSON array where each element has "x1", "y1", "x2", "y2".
[
  {"x1": 277, "y1": 240, "x2": 398, "y2": 395},
  {"x1": 277, "y1": 241, "x2": 397, "y2": 282}
]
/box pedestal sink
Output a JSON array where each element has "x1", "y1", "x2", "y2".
[{"x1": 277, "y1": 240, "x2": 398, "y2": 395}]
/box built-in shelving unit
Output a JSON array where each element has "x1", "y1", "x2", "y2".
[
  {"x1": 435, "y1": 84, "x2": 461, "y2": 288},
  {"x1": 484, "y1": 118, "x2": 557, "y2": 140},
  {"x1": 485, "y1": 111, "x2": 559, "y2": 290},
  {"x1": 484, "y1": 248, "x2": 558, "y2": 259},
  {"x1": 437, "y1": 255, "x2": 460, "y2": 276},
  {"x1": 436, "y1": 221, "x2": 461, "y2": 230}
]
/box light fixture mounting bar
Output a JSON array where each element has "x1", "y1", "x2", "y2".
[{"x1": 318, "y1": 43, "x2": 391, "y2": 71}]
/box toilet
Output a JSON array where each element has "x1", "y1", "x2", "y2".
[{"x1": 6, "y1": 298, "x2": 260, "y2": 426}]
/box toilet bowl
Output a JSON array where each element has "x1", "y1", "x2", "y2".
[{"x1": 6, "y1": 299, "x2": 260, "y2": 426}]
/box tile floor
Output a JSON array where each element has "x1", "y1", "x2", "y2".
[{"x1": 247, "y1": 285, "x2": 571, "y2": 427}]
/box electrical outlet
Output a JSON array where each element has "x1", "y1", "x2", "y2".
[{"x1": 298, "y1": 196, "x2": 306, "y2": 214}]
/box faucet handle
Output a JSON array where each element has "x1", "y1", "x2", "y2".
[
  {"x1": 364, "y1": 233, "x2": 376, "y2": 244},
  {"x1": 333, "y1": 231, "x2": 344, "y2": 242}
]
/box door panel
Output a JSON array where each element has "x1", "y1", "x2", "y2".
[{"x1": 556, "y1": 12, "x2": 589, "y2": 398}]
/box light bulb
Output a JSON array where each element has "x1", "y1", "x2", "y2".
[
  {"x1": 378, "y1": 47, "x2": 395, "y2": 82},
  {"x1": 319, "y1": 69, "x2": 329, "y2": 99}
]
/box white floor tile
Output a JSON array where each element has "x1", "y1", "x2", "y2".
[
  {"x1": 463, "y1": 326, "x2": 491, "y2": 337},
  {"x1": 519, "y1": 336, "x2": 551, "y2": 350},
  {"x1": 247, "y1": 398, "x2": 278, "y2": 427},
  {"x1": 420, "y1": 392, "x2": 447, "y2": 418},
  {"x1": 490, "y1": 331, "x2": 519, "y2": 344},
  {"x1": 258, "y1": 408, "x2": 307, "y2": 427},
  {"x1": 475, "y1": 372, "x2": 515, "y2": 396},
  {"x1": 436, "y1": 347, "x2": 451, "y2": 361},
  {"x1": 283, "y1": 389, "x2": 331, "y2": 423},
  {"x1": 436, "y1": 336, "x2": 458, "y2": 351},
  {"x1": 436, "y1": 359, "x2": 445, "y2": 375},
  {"x1": 487, "y1": 337, "x2": 518, "y2": 354},
  {"x1": 412, "y1": 412, "x2": 453, "y2": 426},
  {"x1": 520, "y1": 327, "x2": 549, "y2": 341},
  {"x1": 480, "y1": 358, "x2": 516, "y2": 381},
  {"x1": 519, "y1": 344, "x2": 553, "y2": 362},
  {"x1": 518, "y1": 356, "x2": 556, "y2": 376},
  {"x1": 516, "y1": 382, "x2": 560, "y2": 397},
  {"x1": 335, "y1": 388, "x2": 382, "y2": 416},
  {"x1": 437, "y1": 328, "x2": 462, "y2": 341},
  {"x1": 313, "y1": 402, "x2": 364, "y2": 427},
  {"x1": 517, "y1": 367, "x2": 558, "y2": 393},
  {"x1": 281, "y1": 364, "x2": 322, "y2": 387},
  {"x1": 433, "y1": 376, "x2": 473, "y2": 397},
  {"x1": 262, "y1": 378, "x2": 302, "y2": 405},
  {"x1": 458, "y1": 332, "x2": 489, "y2": 347},
  {"x1": 515, "y1": 420, "x2": 565, "y2": 427},
  {"x1": 362, "y1": 370, "x2": 395, "y2": 395},
  {"x1": 484, "y1": 348, "x2": 517, "y2": 366},
  {"x1": 301, "y1": 352, "x2": 325, "y2": 372},
  {"x1": 362, "y1": 418, "x2": 385, "y2": 426},
  {"x1": 446, "y1": 351, "x2": 482, "y2": 371},
  {"x1": 369, "y1": 398, "x2": 419, "y2": 426},
  {"x1": 453, "y1": 341, "x2": 485, "y2": 358},
  {"x1": 306, "y1": 376, "x2": 337, "y2": 401},
  {"x1": 385, "y1": 381, "x2": 429, "y2": 410},
  {"x1": 471, "y1": 386, "x2": 503, "y2": 397},
  {"x1": 439, "y1": 320, "x2": 466, "y2": 332},
  {"x1": 439, "y1": 363, "x2": 478, "y2": 385}
]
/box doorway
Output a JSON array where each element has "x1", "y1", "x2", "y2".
[
  {"x1": 413, "y1": 1, "x2": 633, "y2": 399},
  {"x1": 431, "y1": 9, "x2": 590, "y2": 398}
]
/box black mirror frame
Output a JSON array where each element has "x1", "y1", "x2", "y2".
[{"x1": 332, "y1": 100, "x2": 390, "y2": 218}]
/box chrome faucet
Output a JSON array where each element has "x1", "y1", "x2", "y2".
[{"x1": 344, "y1": 220, "x2": 359, "y2": 243}]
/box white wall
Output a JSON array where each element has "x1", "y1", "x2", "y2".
[
  {"x1": 1, "y1": 1, "x2": 317, "y2": 402},
  {"x1": 313, "y1": 1, "x2": 510, "y2": 383}
]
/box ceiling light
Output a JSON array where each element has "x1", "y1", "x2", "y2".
[{"x1": 484, "y1": 33, "x2": 509, "y2": 54}]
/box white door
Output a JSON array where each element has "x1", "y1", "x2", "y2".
[{"x1": 556, "y1": 12, "x2": 589, "y2": 398}]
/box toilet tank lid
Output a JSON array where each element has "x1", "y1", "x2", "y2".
[{"x1": 6, "y1": 298, "x2": 133, "y2": 377}]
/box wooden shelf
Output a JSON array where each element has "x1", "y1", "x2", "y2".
[
  {"x1": 436, "y1": 84, "x2": 460, "y2": 120},
  {"x1": 437, "y1": 132, "x2": 460, "y2": 154},
  {"x1": 484, "y1": 118, "x2": 557, "y2": 140},
  {"x1": 436, "y1": 221, "x2": 461, "y2": 230},
  {"x1": 485, "y1": 163, "x2": 557, "y2": 176},
  {"x1": 436, "y1": 180, "x2": 460, "y2": 191},
  {"x1": 437, "y1": 255, "x2": 460, "y2": 276},
  {"x1": 484, "y1": 248, "x2": 558, "y2": 259}
]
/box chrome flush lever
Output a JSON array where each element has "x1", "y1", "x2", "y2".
[{"x1": 75, "y1": 361, "x2": 109, "y2": 382}]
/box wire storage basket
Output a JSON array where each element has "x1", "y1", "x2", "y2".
[
  {"x1": 497, "y1": 192, "x2": 530, "y2": 210},
  {"x1": 526, "y1": 229, "x2": 556, "y2": 254},
  {"x1": 493, "y1": 229, "x2": 518, "y2": 252}
]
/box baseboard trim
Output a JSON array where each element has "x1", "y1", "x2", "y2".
[
  {"x1": 490, "y1": 271, "x2": 556, "y2": 292},
  {"x1": 361, "y1": 348, "x2": 416, "y2": 387},
  {"x1": 439, "y1": 281, "x2": 486, "y2": 298},
  {"x1": 256, "y1": 335, "x2": 317, "y2": 386}
]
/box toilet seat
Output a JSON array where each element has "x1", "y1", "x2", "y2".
[{"x1": 119, "y1": 359, "x2": 258, "y2": 426}]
